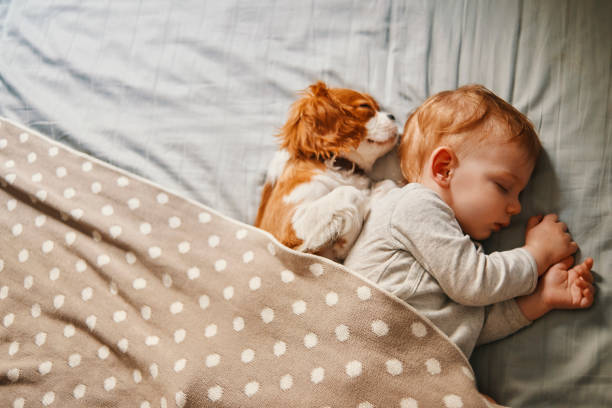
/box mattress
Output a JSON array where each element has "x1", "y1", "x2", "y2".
[{"x1": 1, "y1": 0, "x2": 610, "y2": 406}]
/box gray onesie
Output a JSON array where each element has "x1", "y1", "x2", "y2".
[{"x1": 344, "y1": 183, "x2": 538, "y2": 357}]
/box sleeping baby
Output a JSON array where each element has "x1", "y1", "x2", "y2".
[{"x1": 345, "y1": 84, "x2": 595, "y2": 359}]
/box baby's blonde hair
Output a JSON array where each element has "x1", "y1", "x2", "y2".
[{"x1": 399, "y1": 84, "x2": 542, "y2": 182}]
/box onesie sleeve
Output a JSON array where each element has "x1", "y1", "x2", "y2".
[
  {"x1": 476, "y1": 299, "x2": 532, "y2": 345},
  {"x1": 389, "y1": 186, "x2": 538, "y2": 306}
]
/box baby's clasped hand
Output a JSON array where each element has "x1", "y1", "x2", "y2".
[{"x1": 523, "y1": 214, "x2": 578, "y2": 276}]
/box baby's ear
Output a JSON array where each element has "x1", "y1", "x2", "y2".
[{"x1": 430, "y1": 146, "x2": 456, "y2": 187}]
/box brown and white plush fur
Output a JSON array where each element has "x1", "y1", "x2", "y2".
[{"x1": 255, "y1": 81, "x2": 398, "y2": 261}]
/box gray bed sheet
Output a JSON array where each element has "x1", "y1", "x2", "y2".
[{"x1": 1, "y1": 0, "x2": 610, "y2": 406}]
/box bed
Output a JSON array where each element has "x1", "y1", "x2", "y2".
[{"x1": 1, "y1": 1, "x2": 610, "y2": 407}]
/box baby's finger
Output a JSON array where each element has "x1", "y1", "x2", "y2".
[
  {"x1": 544, "y1": 213, "x2": 558, "y2": 223},
  {"x1": 526, "y1": 215, "x2": 542, "y2": 230}
]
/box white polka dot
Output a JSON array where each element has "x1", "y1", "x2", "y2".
[
  {"x1": 371, "y1": 320, "x2": 389, "y2": 336},
  {"x1": 133, "y1": 278, "x2": 147, "y2": 290},
  {"x1": 117, "y1": 176, "x2": 129, "y2": 187},
  {"x1": 223, "y1": 286, "x2": 234, "y2": 300},
  {"x1": 267, "y1": 243, "x2": 277, "y2": 255},
  {"x1": 236, "y1": 229, "x2": 248, "y2": 239},
  {"x1": 128, "y1": 198, "x2": 140, "y2": 210},
  {"x1": 156, "y1": 193, "x2": 169, "y2": 204},
  {"x1": 65, "y1": 231, "x2": 76, "y2": 245},
  {"x1": 49, "y1": 267, "x2": 60, "y2": 281},
  {"x1": 3, "y1": 313, "x2": 15, "y2": 327},
  {"x1": 214, "y1": 259, "x2": 227, "y2": 271},
  {"x1": 64, "y1": 187, "x2": 76, "y2": 199},
  {"x1": 208, "y1": 385, "x2": 223, "y2": 401},
  {"x1": 411, "y1": 321, "x2": 427, "y2": 338},
  {"x1": 309, "y1": 263, "x2": 324, "y2": 277},
  {"x1": 199, "y1": 295, "x2": 210, "y2": 310},
  {"x1": 280, "y1": 270, "x2": 295, "y2": 283},
  {"x1": 8, "y1": 341, "x2": 19, "y2": 356},
  {"x1": 0, "y1": 138, "x2": 5, "y2": 149},
  {"x1": 56, "y1": 166, "x2": 67, "y2": 178},
  {"x1": 206, "y1": 353, "x2": 221, "y2": 367},
  {"x1": 335, "y1": 324, "x2": 350, "y2": 342},
  {"x1": 140, "y1": 223, "x2": 152, "y2": 234},
  {"x1": 24, "y1": 276, "x2": 34, "y2": 290},
  {"x1": 35, "y1": 215, "x2": 46, "y2": 227},
  {"x1": 28, "y1": 152, "x2": 37, "y2": 163},
  {"x1": 31, "y1": 172, "x2": 42, "y2": 183},
  {"x1": 82, "y1": 162, "x2": 93, "y2": 172},
  {"x1": 346, "y1": 360, "x2": 363, "y2": 377},
  {"x1": 175, "y1": 391, "x2": 186, "y2": 408},
  {"x1": 91, "y1": 181, "x2": 102, "y2": 194},
  {"x1": 48, "y1": 146, "x2": 59, "y2": 156},
  {"x1": 169, "y1": 216, "x2": 181, "y2": 228},
  {"x1": 357, "y1": 286, "x2": 372, "y2": 300},
  {"x1": 0, "y1": 286, "x2": 7, "y2": 300},
  {"x1": 126, "y1": 252, "x2": 137, "y2": 264},
  {"x1": 249, "y1": 276, "x2": 261, "y2": 291},
  {"x1": 101, "y1": 205, "x2": 114, "y2": 216},
  {"x1": 241, "y1": 349, "x2": 255, "y2": 363},
  {"x1": 233, "y1": 317, "x2": 245, "y2": 332},
  {"x1": 5, "y1": 173, "x2": 16, "y2": 184},
  {"x1": 149, "y1": 363, "x2": 159, "y2": 378},
  {"x1": 104, "y1": 376, "x2": 117, "y2": 391},
  {"x1": 7, "y1": 368, "x2": 19, "y2": 382},
  {"x1": 70, "y1": 208, "x2": 84, "y2": 220},
  {"x1": 311, "y1": 367, "x2": 325, "y2": 384},
  {"x1": 0, "y1": 259, "x2": 3, "y2": 272},
  {"x1": 118, "y1": 338, "x2": 129, "y2": 353},
  {"x1": 187, "y1": 267, "x2": 200, "y2": 280},
  {"x1": 358, "y1": 403, "x2": 373, "y2": 408},
  {"x1": 98, "y1": 346, "x2": 110, "y2": 359},
  {"x1": 443, "y1": 394, "x2": 463, "y2": 408},
  {"x1": 326, "y1": 291, "x2": 339, "y2": 306},
  {"x1": 199, "y1": 212, "x2": 211, "y2": 223},
  {"x1": 38, "y1": 361, "x2": 53, "y2": 375},
  {"x1": 19, "y1": 132, "x2": 29, "y2": 142},
  {"x1": 261, "y1": 308, "x2": 274, "y2": 324},
  {"x1": 170, "y1": 301, "x2": 183, "y2": 314},
  {"x1": 280, "y1": 374, "x2": 293, "y2": 391},
  {"x1": 81, "y1": 287, "x2": 93, "y2": 301},
  {"x1": 304, "y1": 333, "x2": 318, "y2": 349},
  {"x1": 400, "y1": 398, "x2": 419, "y2": 408},
  {"x1": 109, "y1": 225, "x2": 122, "y2": 238},
  {"x1": 208, "y1": 235, "x2": 220, "y2": 247},
  {"x1": 271, "y1": 340, "x2": 288, "y2": 359},
  {"x1": 53, "y1": 295, "x2": 65, "y2": 309},
  {"x1": 68, "y1": 353, "x2": 81, "y2": 367},
  {"x1": 31, "y1": 303, "x2": 41, "y2": 317},
  {"x1": 244, "y1": 381, "x2": 259, "y2": 397},
  {"x1": 97, "y1": 254, "x2": 110, "y2": 267},
  {"x1": 14, "y1": 398, "x2": 25, "y2": 408},
  {"x1": 7, "y1": 199, "x2": 17, "y2": 211},
  {"x1": 42, "y1": 391, "x2": 55, "y2": 406},
  {"x1": 35, "y1": 332, "x2": 47, "y2": 346},
  {"x1": 172, "y1": 329, "x2": 186, "y2": 344},
  {"x1": 174, "y1": 359, "x2": 187, "y2": 372},
  {"x1": 42, "y1": 240, "x2": 54, "y2": 254},
  {"x1": 64, "y1": 324, "x2": 76, "y2": 338},
  {"x1": 5, "y1": 159, "x2": 14, "y2": 168},
  {"x1": 386, "y1": 359, "x2": 403, "y2": 376},
  {"x1": 162, "y1": 274, "x2": 172, "y2": 288},
  {"x1": 18, "y1": 249, "x2": 29, "y2": 263},
  {"x1": 11, "y1": 223, "x2": 22, "y2": 236},
  {"x1": 148, "y1": 247, "x2": 162, "y2": 259},
  {"x1": 425, "y1": 358, "x2": 441, "y2": 375},
  {"x1": 113, "y1": 310, "x2": 127, "y2": 322},
  {"x1": 205, "y1": 324, "x2": 218, "y2": 338},
  {"x1": 86, "y1": 315, "x2": 97, "y2": 331},
  {"x1": 73, "y1": 384, "x2": 87, "y2": 399},
  {"x1": 242, "y1": 251, "x2": 254, "y2": 263},
  {"x1": 145, "y1": 336, "x2": 159, "y2": 346},
  {"x1": 292, "y1": 300, "x2": 307, "y2": 315},
  {"x1": 178, "y1": 241, "x2": 190, "y2": 253}
]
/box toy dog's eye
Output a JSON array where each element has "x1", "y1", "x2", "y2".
[{"x1": 358, "y1": 103, "x2": 372, "y2": 109}]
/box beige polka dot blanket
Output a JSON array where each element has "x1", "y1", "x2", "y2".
[{"x1": 1, "y1": 118, "x2": 497, "y2": 407}]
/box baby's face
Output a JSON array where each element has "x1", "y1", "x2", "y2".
[{"x1": 447, "y1": 141, "x2": 535, "y2": 240}]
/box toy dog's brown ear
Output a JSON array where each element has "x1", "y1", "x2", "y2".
[{"x1": 278, "y1": 82, "x2": 363, "y2": 160}]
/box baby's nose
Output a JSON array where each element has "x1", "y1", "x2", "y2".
[{"x1": 387, "y1": 113, "x2": 396, "y2": 121}]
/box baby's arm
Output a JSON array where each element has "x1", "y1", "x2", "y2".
[
  {"x1": 516, "y1": 257, "x2": 595, "y2": 321},
  {"x1": 523, "y1": 214, "x2": 578, "y2": 276}
]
